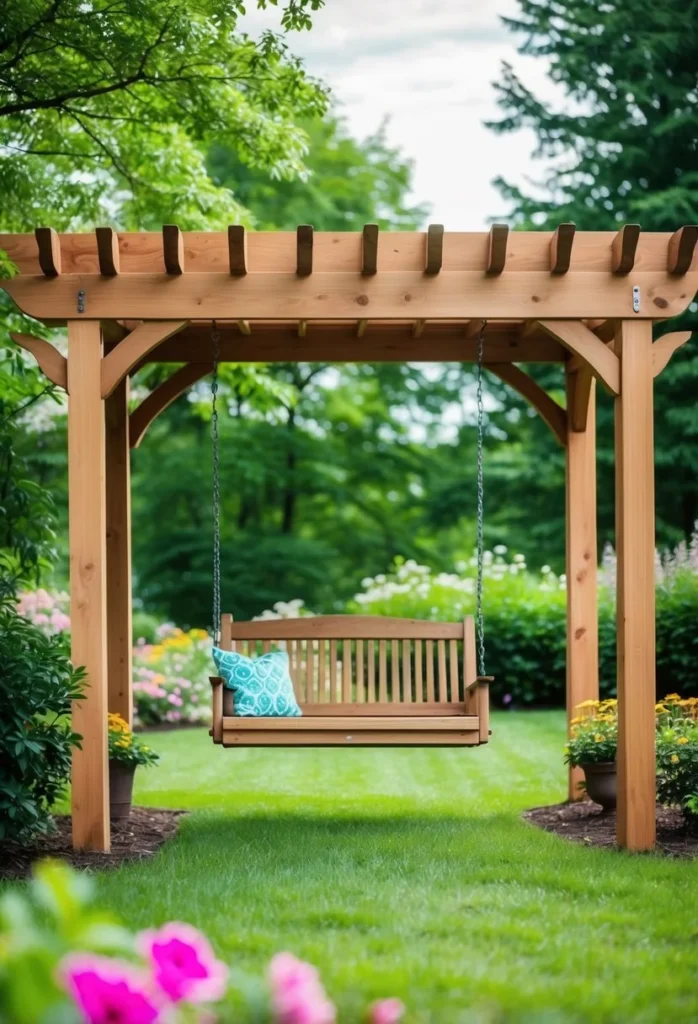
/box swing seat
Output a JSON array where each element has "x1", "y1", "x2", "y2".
[{"x1": 210, "y1": 614, "x2": 490, "y2": 747}]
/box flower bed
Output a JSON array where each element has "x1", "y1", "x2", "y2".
[{"x1": 133, "y1": 625, "x2": 212, "y2": 727}]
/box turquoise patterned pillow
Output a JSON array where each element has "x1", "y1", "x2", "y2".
[{"x1": 212, "y1": 648, "x2": 302, "y2": 717}]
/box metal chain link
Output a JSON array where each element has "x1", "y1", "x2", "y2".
[
  {"x1": 211, "y1": 325, "x2": 221, "y2": 644},
  {"x1": 476, "y1": 321, "x2": 486, "y2": 677}
]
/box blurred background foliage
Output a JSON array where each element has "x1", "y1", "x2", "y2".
[{"x1": 1, "y1": 0, "x2": 697, "y2": 629}]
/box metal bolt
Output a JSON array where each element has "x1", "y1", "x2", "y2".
[
  {"x1": 77, "y1": 290, "x2": 86, "y2": 313},
  {"x1": 632, "y1": 285, "x2": 641, "y2": 314}
]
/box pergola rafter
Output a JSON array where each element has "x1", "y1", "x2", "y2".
[{"x1": 2, "y1": 222, "x2": 697, "y2": 856}]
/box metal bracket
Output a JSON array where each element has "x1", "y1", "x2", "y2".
[
  {"x1": 77, "y1": 290, "x2": 86, "y2": 314},
  {"x1": 632, "y1": 285, "x2": 641, "y2": 314}
]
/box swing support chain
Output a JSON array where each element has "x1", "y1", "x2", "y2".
[
  {"x1": 475, "y1": 321, "x2": 486, "y2": 677},
  {"x1": 211, "y1": 324, "x2": 221, "y2": 645}
]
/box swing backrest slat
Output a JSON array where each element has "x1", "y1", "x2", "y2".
[{"x1": 219, "y1": 614, "x2": 478, "y2": 715}]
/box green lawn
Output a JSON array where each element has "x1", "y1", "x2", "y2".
[{"x1": 96, "y1": 712, "x2": 698, "y2": 1023}]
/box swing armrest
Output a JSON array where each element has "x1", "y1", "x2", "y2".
[
  {"x1": 210, "y1": 677, "x2": 224, "y2": 743},
  {"x1": 463, "y1": 677, "x2": 492, "y2": 743}
]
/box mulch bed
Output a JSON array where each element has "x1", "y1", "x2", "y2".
[
  {"x1": 0, "y1": 808, "x2": 185, "y2": 881},
  {"x1": 525, "y1": 801, "x2": 698, "y2": 858}
]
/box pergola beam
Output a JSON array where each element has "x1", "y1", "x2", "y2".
[{"x1": 147, "y1": 326, "x2": 567, "y2": 364}]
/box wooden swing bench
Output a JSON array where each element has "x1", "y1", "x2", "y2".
[{"x1": 210, "y1": 613, "x2": 490, "y2": 747}]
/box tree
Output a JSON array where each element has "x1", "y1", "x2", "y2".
[
  {"x1": 489, "y1": 0, "x2": 698, "y2": 551},
  {"x1": 208, "y1": 115, "x2": 428, "y2": 230},
  {"x1": 0, "y1": 0, "x2": 328, "y2": 231}
]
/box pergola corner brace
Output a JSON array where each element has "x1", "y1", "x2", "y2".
[
  {"x1": 10, "y1": 332, "x2": 68, "y2": 391},
  {"x1": 101, "y1": 321, "x2": 188, "y2": 398},
  {"x1": 537, "y1": 320, "x2": 620, "y2": 395},
  {"x1": 485, "y1": 363, "x2": 567, "y2": 447}
]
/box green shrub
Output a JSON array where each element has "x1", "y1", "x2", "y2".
[
  {"x1": 349, "y1": 551, "x2": 698, "y2": 707},
  {"x1": 0, "y1": 602, "x2": 84, "y2": 841}
]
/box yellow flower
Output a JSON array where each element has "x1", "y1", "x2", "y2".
[
  {"x1": 576, "y1": 700, "x2": 599, "y2": 710},
  {"x1": 665, "y1": 693, "x2": 681, "y2": 703},
  {"x1": 594, "y1": 734, "x2": 604, "y2": 742},
  {"x1": 655, "y1": 704, "x2": 669, "y2": 713},
  {"x1": 677, "y1": 737, "x2": 689, "y2": 745},
  {"x1": 671, "y1": 754, "x2": 680, "y2": 764},
  {"x1": 189, "y1": 628, "x2": 209, "y2": 641}
]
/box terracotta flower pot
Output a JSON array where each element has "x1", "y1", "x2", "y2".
[
  {"x1": 581, "y1": 761, "x2": 617, "y2": 810},
  {"x1": 109, "y1": 760, "x2": 136, "y2": 821}
]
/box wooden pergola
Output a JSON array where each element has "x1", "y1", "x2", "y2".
[{"x1": 2, "y1": 222, "x2": 696, "y2": 854}]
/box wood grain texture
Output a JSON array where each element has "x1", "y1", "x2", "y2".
[
  {"x1": 35, "y1": 226, "x2": 61, "y2": 276},
  {"x1": 565, "y1": 371, "x2": 599, "y2": 801},
  {"x1": 425, "y1": 224, "x2": 444, "y2": 274},
  {"x1": 296, "y1": 225, "x2": 313, "y2": 277},
  {"x1": 538, "y1": 320, "x2": 620, "y2": 394},
  {"x1": 105, "y1": 378, "x2": 132, "y2": 726},
  {"x1": 614, "y1": 320, "x2": 656, "y2": 851},
  {"x1": 227, "y1": 615, "x2": 465, "y2": 640},
  {"x1": 7, "y1": 269, "x2": 692, "y2": 322},
  {"x1": 152, "y1": 328, "x2": 566, "y2": 365},
  {"x1": 222, "y1": 716, "x2": 478, "y2": 731},
  {"x1": 68, "y1": 321, "x2": 109, "y2": 852},
  {"x1": 163, "y1": 225, "x2": 184, "y2": 274},
  {"x1": 221, "y1": 731, "x2": 480, "y2": 747},
  {"x1": 101, "y1": 321, "x2": 187, "y2": 398},
  {"x1": 10, "y1": 333, "x2": 68, "y2": 390},
  {"x1": 612, "y1": 225, "x2": 640, "y2": 274},
  {"x1": 228, "y1": 225, "x2": 247, "y2": 275},
  {"x1": 652, "y1": 331, "x2": 691, "y2": 378},
  {"x1": 362, "y1": 224, "x2": 379, "y2": 275},
  {"x1": 550, "y1": 224, "x2": 576, "y2": 275},
  {"x1": 1, "y1": 229, "x2": 689, "y2": 276},
  {"x1": 667, "y1": 226, "x2": 698, "y2": 275},
  {"x1": 567, "y1": 367, "x2": 594, "y2": 433},
  {"x1": 96, "y1": 227, "x2": 120, "y2": 276},
  {"x1": 487, "y1": 224, "x2": 509, "y2": 275}
]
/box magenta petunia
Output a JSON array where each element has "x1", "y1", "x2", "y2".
[
  {"x1": 369, "y1": 998, "x2": 406, "y2": 1024},
  {"x1": 268, "y1": 952, "x2": 336, "y2": 1024},
  {"x1": 138, "y1": 922, "x2": 228, "y2": 1004},
  {"x1": 60, "y1": 953, "x2": 161, "y2": 1024}
]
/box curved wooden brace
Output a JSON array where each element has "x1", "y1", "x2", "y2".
[
  {"x1": 129, "y1": 361, "x2": 213, "y2": 448},
  {"x1": 567, "y1": 367, "x2": 594, "y2": 432},
  {"x1": 101, "y1": 321, "x2": 187, "y2": 398},
  {"x1": 10, "y1": 332, "x2": 68, "y2": 391},
  {"x1": 653, "y1": 331, "x2": 691, "y2": 378},
  {"x1": 537, "y1": 320, "x2": 620, "y2": 395},
  {"x1": 485, "y1": 363, "x2": 567, "y2": 447}
]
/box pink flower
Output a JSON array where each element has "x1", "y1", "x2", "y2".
[
  {"x1": 138, "y1": 922, "x2": 227, "y2": 1004},
  {"x1": 60, "y1": 954, "x2": 161, "y2": 1024},
  {"x1": 268, "y1": 953, "x2": 336, "y2": 1024},
  {"x1": 369, "y1": 999, "x2": 405, "y2": 1024}
]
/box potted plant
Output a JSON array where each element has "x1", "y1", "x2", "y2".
[
  {"x1": 564, "y1": 699, "x2": 618, "y2": 809},
  {"x1": 108, "y1": 713, "x2": 159, "y2": 820}
]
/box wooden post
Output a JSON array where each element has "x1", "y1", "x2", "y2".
[
  {"x1": 105, "y1": 377, "x2": 133, "y2": 725},
  {"x1": 68, "y1": 321, "x2": 110, "y2": 852},
  {"x1": 565, "y1": 372, "x2": 599, "y2": 801},
  {"x1": 614, "y1": 320, "x2": 656, "y2": 851}
]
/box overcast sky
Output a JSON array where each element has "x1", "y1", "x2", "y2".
[{"x1": 242, "y1": 1, "x2": 558, "y2": 228}]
